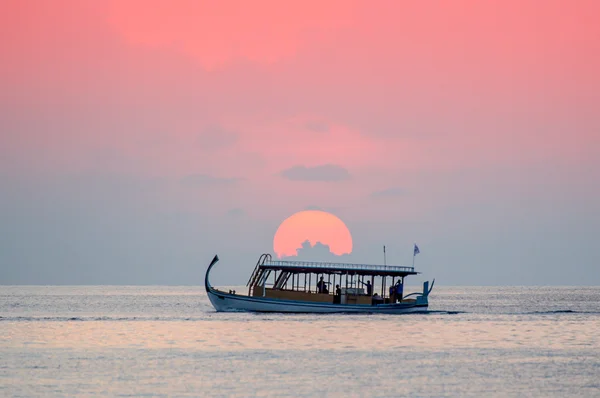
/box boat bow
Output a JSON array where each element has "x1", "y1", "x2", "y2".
[{"x1": 205, "y1": 254, "x2": 219, "y2": 293}]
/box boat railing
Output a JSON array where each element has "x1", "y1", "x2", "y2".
[
  {"x1": 247, "y1": 253, "x2": 271, "y2": 287},
  {"x1": 263, "y1": 259, "x2": 415, "y2": 273}
]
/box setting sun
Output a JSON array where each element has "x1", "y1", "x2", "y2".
[{"x1": 273, "y1": 210, "x2": 353, "y2": 258}]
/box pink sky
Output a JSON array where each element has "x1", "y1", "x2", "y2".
[{"x1": 1, "y1": 1, "x2": 599, "y2": 284}]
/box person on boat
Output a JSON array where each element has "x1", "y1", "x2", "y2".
[
  {"x1": 360, "y1": 280, "x2": 373, "y2": 296},
  {"x1": 317, "y1": 276, "x2": 330, "y2": 294},
  {"x1": 395, "y1": 280, "x2": 403, "y2": 302},
  {"x1": 372, "y1": 292, "x2": 383, "y2": 305},
  {"x1": 389, "y1": 284, "x2": 396, "y2": 303},
  {"x1": 334, "y1": 285, "x2": 341, "y2": 304}
]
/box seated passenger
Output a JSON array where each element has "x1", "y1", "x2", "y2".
[{"x1": 372, "y1": 293, "x2": 383, "y2": 305}]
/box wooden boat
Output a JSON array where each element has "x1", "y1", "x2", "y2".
[{"x1": 205, "y1": 254, "x2": 434, "y2": 314}]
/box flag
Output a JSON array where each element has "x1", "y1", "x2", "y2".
[{"x1": 413, "y1": 244, "x2": 420, "y2": 256}]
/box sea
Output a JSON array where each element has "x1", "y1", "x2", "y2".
[{"x1": 1, "y1": 286, "x2": 599, "y2": 397}]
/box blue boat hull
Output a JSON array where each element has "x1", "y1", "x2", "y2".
[{"x1": 206, "y1": 288, "x2": 428, "y2": 313}]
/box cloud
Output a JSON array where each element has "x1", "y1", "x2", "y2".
[
  {"x1": 180, "y1": 174, "x2": 243, "y2": 186},
  {"x1": 282, "y1": 240, "x2": 351, "y2": 262},
  {"x1": 281, "y1": 164, "x2": 350, "y2": 182},
  {"x1": 371, "y1": 187, "x2": 407, "y2": 197}
]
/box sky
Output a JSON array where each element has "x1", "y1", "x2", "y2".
[{"x1": 1, "y1": 0, "x2": 599, "y2": 285}]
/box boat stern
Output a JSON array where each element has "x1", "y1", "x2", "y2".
[{"x1": 415, "y1": 280, "x2": 434, "y2": 306}]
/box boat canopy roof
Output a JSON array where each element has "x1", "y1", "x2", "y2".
[{"x1": 260, "y1": 259, "x2": 418, "y2": 277}]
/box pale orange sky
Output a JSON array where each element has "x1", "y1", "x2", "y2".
[{"x1": 0, "y1": 0, "x2": 598, "y2": 284}]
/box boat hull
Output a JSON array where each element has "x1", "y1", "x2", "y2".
[{"x1": 207, "y1": 289, "x2": 428, "y2": 314}]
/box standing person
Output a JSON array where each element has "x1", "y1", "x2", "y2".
[
  {"x1": 334, "y1": 284, "x2": 341, "y2": 304},
  {"x1": 317, "y1": 276, "x2": 329, "y2": 294},
  {"x1": 389, "y1": 284, "x2": 396, "y2": 303},
  {"x1": 360, "y1": 280, "x2": 372, "y2": 296},
  {"x1": 395, "y1": 280, "x2": 404, "y2": 302}
]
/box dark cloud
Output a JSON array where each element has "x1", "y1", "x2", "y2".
[
  {"x1": 371, "y1": 187, "x2": 407, "y2": 197},
  {"x1": 181, "y1": 174, "x2": 243, "y2": 186},
  {"x1": 281, "y1": 164, "x2": 350, "y2": 182},
  {"x1": 282, "y1": 240, "x2": 352, "y2": 262}
]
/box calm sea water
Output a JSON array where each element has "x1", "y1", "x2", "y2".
[{"x1": 1, "y1": 286, "x2": 599, "y2": 397}]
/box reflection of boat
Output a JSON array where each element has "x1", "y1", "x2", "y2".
[{"x1": 205, "y1": 253, "x2": 434, "y2": 314}]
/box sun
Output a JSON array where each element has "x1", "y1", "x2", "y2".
[{"x1": 273, "y1": 210, "x2": 353, "y2": 258}]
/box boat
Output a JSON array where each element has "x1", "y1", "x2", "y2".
[{"x1": 205, "y1": 253, "x2": 434, "y2": 314}]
